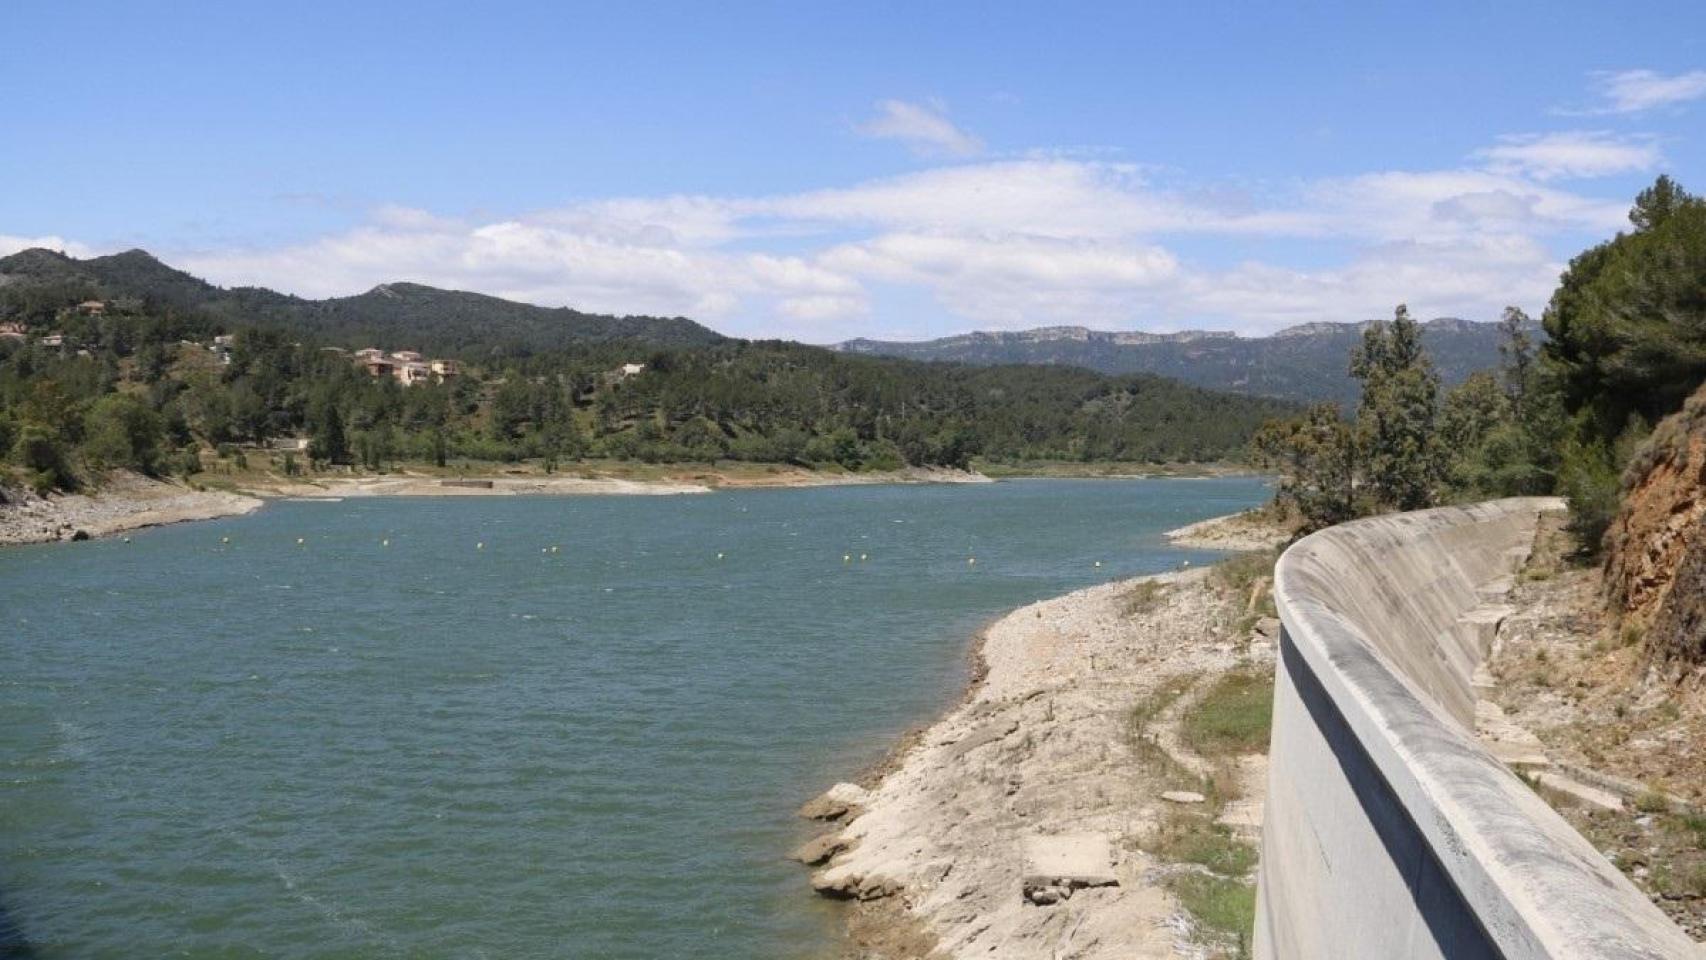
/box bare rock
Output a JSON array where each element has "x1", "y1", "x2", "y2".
[
  {"x1": 1161, "y1": 790, "x2": 1206, "y2": 804},
  {"x1": 789, "y1": 832, "x2": 852, "y2": 866},
  {"x1": 798, "y1": 782, "x2": 870, "y2": 821}
]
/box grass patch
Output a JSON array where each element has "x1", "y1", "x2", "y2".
[
  {"x1": 1182, "y1": 668, "x2": 1275, "y2": 756},
  {"x1": 1212, "y1": 550, "x2": 1274, "y2": 597},
  {"x1": 1120, "y1": 579, "x2": 1170, "y2": 618},
  {"x1": 1150, "y1": 816, "x2": 1256, "y2": 876},
  {"x1": 1166, "y1": 872, "x2": 1255, "y2": 959}
]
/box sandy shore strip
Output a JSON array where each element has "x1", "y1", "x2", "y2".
[
  {"x1": 1164, "y1": 510, "x2": 1291, "y2": 552},
  {"x1": 794, "y1": 560, "x2": 1277, "y2": 959},
  {"x1": 0, "y1": 472, "x2": 262, "y2": 545},
  {"x1": 244, "y1": 465, "x2": 992, "y2": 499}
]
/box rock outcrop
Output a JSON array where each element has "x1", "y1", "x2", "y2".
[{"x1": 1604, "y1": 381, "x2": 1706, "y2": 670}]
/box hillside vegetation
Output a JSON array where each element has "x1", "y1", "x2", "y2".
[
  {"x1": 0, "y1": 248, "x2": 725, "y2": 355},
  {"x1": 837, "y1": 316, "x2": 1527, "y2": 405},
  {"x1": 0, "y1": 251, "x2": 1296, "y2": 492}
]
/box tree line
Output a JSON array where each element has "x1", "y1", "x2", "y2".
[
  {"x1": 0, "y1": 287, "x2": 1297, "y2": 493},
  {"x1": 1254, "y1": 175, "x2": 1706, "y2": 554}
]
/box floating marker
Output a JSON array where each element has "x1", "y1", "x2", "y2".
[
  {"x1": 716, "y1": 552, "x2": 725, "y2": 560},
  {"x1": 381, "y1": 539, "x2": 389, "y2": 547},
  {"x1": 1181, "y1": 560, "x2": 1191, "y2": 567},
  {"x1": 550, "y1": 545, "x2": 560, "y2": 553},
  {"x1": 1094, "y1": 560, "x2": 1102, "y2": 568},
  {"x1": 843, "y1": 554, "x2": 851, "y2": 563},
  {"x1": 122, "y1": 536, "x2": 131, "y2": 543},
  {"x1": 860, "y1": 553, "x2": 868, "y2": 561},
  {"x1": 220, "y1": 536, "x2": 230, "y2": 544},
  {"x1": 968, "y1": 557, "x2": 977, "y2": 565},
  {"x1": 297, "y1": 538, "x2": 305, "y2": 545},
  {"x1": 476, "y1": 542, "x2": 484, "y2": 550}
]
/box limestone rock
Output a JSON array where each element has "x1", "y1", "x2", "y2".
[
  {"x1": 1161, "y1": 790, "x2": 1206, "y2": 804},
  {"x1": 789, "y1": 832, "x2": 851, "y2": 866},
  {"x1": 798, "y1": 782, "x2": 870, "y2": 821}
]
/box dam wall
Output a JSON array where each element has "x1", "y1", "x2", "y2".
[{"x1": 1254, "y1": 498, "x2": 1698, "y2": 959}]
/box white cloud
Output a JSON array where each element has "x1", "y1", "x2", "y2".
[
  {"x1": 856, "y1": 99, "x2": 984, "y2": 157},
  {"x1": 1589, "y1": 68, "x2": 1706, "y2": 114},
  {"x1": 74, "y1": 143, "x2": 1636, "y2": 340},
  {"x1": 1475, "y1": 131, "x2": 1661, "y2": 180},
  {"x1": 0, "y1": 233, "x2": 95, "y2": 259}
]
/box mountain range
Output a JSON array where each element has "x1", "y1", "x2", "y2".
[
  {"x1": 0, "y1": 248, "x2": 724, "y2": 354},
  {"x1": 1, "y1": 247, "x2": 1519, "y2": 406},
  {"x1": 835, "y1": 319, "x2": 1530, "y2": 406}
]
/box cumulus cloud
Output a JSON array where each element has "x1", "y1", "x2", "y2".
[
  {"x1": 856, "y1": 99, "x2": 984, "y2": 156},
  {"x1": 1586, "y1": 68, "x2": 1706, "y2": 114},
  {"x1": 1475, "y1": 131, "x2": 1661, "y2": 180},
  {"x1": 0, "y1": 233, "x2": 95, "y2": 258},
  {"x1": 91, "y1": 140, "x2": 1641, "y2": 340}
]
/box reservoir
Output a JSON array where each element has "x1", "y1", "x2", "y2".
[{"x1": 0, "y1": 477, "x2": 1266, "y2": 959}]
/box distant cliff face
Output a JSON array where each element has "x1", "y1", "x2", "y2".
[
  {"x1": 1605, "y1": 381, "x2": 1706, "y2": 669},
  {"x1": 836, "y1": 318, "x2": 1525, "y2": 406}
]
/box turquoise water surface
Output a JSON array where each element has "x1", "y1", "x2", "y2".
[{"x1": 0, "y1": 477, "x2": 1267, "y2": 959}]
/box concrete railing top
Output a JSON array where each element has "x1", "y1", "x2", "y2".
[{"x1": 1273, "y1": 498, "x2": 1698, "y2": 959}]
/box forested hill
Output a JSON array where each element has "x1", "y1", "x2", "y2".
[
  {"x1": 0, "y1": 249, "x2": 1303, "y2": 488},
  {"x1": 836, "y1": 317, "x2": 1533, "y2": 405},
  {"x1": 0, "y1": 248, "x2": 725, "y2": 354}
]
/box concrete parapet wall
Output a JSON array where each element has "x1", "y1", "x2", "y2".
[{"x1": 1255, "y1": 498, "x2": 1698, "y2": 959}]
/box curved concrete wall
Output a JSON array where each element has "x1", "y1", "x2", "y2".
[{"x1": 1255, "y1": 498, "x2": 1698, "y2": 960}]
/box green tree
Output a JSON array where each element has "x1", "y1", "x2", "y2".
[
  {"x1": 1252, "y1": 404, "x2": 1357, "y2": 533},
  {"x1": 310, "y1": 402, "x2": 349, "y2": 465},
  {"x1": 83, "y1": 393, "x2": 165, "y2": 474},
  {"x1": 1351, "y1": 305, "x2": 1442, "y2": 510}
]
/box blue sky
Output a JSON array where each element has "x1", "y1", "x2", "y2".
[{"x1": 4, "y1": 1, "x2": 1704, "y2": 340}]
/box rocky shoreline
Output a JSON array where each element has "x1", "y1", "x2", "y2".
[
  {"x1": 1164, "y1": 510, "x2": 1291, "y2": 552},
  {"x1": 0, "y1": 472, "x2": 262, "y2": 546},
  {"x1": 793, "y1": 556, "x2": 1278, "y2": 959}
]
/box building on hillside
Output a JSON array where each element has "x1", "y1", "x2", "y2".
[
  {"x1": 614, "y1": 362, "x2": 646, "y2": 380},
  {"x1": 39, "y1": 332, "x2": 66, "y2": 348},
  {"x1": 212, "y1": 334, "x2": 235, "y2": 348},
  {"x1": 76, "y1": 300, "x2": 106, "y2": 315},
  {"x1": 391, "y1": 349, "x2": 423, "y2": 363},
  {"x1": 395, "y1": 361, "x2": 433, "y2": 386},
  {"x1": 430, "y1": 359, "x2": 460, "y2": 379},
  {"x1": 363, "y1": 356, "x2": 396, "y2": 377},
  {"x1": 0, "y1": 322, "x2": 26, "y2": 340},
  {"x1": 354, "y1": 347, "x2": 386, "y2": 362}
]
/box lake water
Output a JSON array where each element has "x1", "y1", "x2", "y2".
[{"x1": 0, "y1": 477, "x2": 1267, "y2": 959}]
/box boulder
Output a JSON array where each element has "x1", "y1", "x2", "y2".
[
  {"x1": 789, "y1": 832, "x2": 851, "y2": 866},
  {"x1": 797, "y1": 782, "x2": 870, "y2": 821}
]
